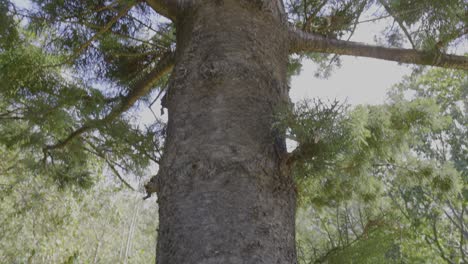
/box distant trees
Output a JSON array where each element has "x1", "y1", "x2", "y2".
[
  {"x1": 0, "y1": 141, "x2": 159, "y2": 263},
  {"x1": 294, "y1": 68, "x2": 467, "y2": 263}
]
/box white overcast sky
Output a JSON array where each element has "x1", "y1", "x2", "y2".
[
  {"x1": 290, "y1": 56, "x2": 411, "y2": 105},
  {"x1": 290, "y1": 9, "x2": 414, "y2": 106}
]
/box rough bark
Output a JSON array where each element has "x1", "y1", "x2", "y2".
[{"x1": 154, "y1": 0, "x2": 296, "y2": 263}]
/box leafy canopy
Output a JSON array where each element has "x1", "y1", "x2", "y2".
[{"x1": 1, "y1": 0, "x2": 466, "y2": 188}]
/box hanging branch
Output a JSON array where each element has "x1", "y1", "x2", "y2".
[
  {"x1": 74, "y1": 3, "x2": 134, "y2": 56},
  {"x1": 84, "y1": 142, "x2": 137, "y2": 191},
  {"x1": 43, "y1": 50, "x2": 175, "y2": 151}
]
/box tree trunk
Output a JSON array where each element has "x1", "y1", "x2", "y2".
[{"x1": 155, "y1": 1, "x2": 296, "y2": 263}]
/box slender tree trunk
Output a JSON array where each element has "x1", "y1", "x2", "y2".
[{"x1": 155, "y1": 1, "x2": 296, "y2": 263}]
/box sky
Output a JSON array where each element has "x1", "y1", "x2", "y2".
[
  {"x1": 11, "y1": 0, "x2": 413, "y2": 107},
  {"x1": 290, "y1": 56, "x2": 411, "y2": 105},
  {"x1": 289, "y1": 8, "x2": 413, "y2": 106}
]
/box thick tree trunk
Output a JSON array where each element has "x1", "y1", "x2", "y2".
[{"x1": 155, "y1": 1, "x2": 296, "y2": 263}]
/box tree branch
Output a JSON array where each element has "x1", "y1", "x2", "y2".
[
  {"x1": 74, "y1": 3, "x2": 134, "y2": 55},
  {"x1": 84, "y1": 142, "x2": 137, "y2": 191},
  {"x1": 426, "y1": 219, "x2": 455, "y2": 264},
  {"x1": 460, "y1": 206, "x2": 467, "y2": 263},
  {"x1": 289, "y1": 27, "x2": 468, "y2": 70},
  {"x1": 47, "y1": 2, "x2": 136, "y2": 68},
  {"x1": 378, "y1": 0, "x2": 416, "y2": 49},
  {"x1": 145, "y1": 0, "x2": 182, "y2": 21},
  {"x1": 443, "y1": 209, "x2": 468, "y2": 240},
  {"x1": 43, "y1": 50, "x2": 175, "y2": 151}
]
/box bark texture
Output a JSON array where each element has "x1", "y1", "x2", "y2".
[{"x1": 155, "y1": 0, "x2": 296, "y2": 263}]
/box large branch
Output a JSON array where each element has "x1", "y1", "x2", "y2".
[
  {"x1": 44, "y1": 51, "x2": 175, "y2": 151},
  {"x1": 145, "y1": 0, "x2": 181, "y2": 21},
  {"x1": 289, "y1": 27, "x2": 468, "y2": 70}
]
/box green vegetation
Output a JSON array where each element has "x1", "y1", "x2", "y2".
[
  {"x1": 0, "y1": 0, "x2": 466, "y2": 262},
  {"x1": 294, "y1": 68, "x2": 467, "y2": 263}
]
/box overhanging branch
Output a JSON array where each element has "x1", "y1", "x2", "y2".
[
  {"x1": 289, "y1": 27, "x2": 468, "y2": 70},
  {"x1": 84, "y1": 141, "x2": 137, "y2": 191},
  {"x1": 44, "y1": 50, "x2": 175, "y2": 151}
]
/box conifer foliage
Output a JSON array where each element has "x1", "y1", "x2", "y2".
[{"x1": 0, "y1": 0, "x2": 466, "y2": 262}]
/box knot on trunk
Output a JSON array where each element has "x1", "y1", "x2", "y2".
[
  {"x1": 199, "y1": 61, "x2": 224, "y2": 79},
  {"x1": 143, "y1": 174, "x2": 159, "y2": 200}
]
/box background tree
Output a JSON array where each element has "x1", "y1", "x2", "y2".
[
  {"x1": 0, "y1": 0, "x2": 466, "y2": 262},
  {"x1": 0, "y1": 141, "x2": 159, "y2": 263},
  {"x1": 294, "y1": 68, "x2": 467, "y2": 263}
]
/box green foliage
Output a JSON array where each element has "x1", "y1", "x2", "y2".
[
  {"x1": 23, "y1": 0, "x2": 175, "y2": 86},
  {"x1": 1, "y1": 0, "x2": 466, "y2": 263},
  {"x1": 0, "y1": 39, "x2": 99, "y2": 187},
  {"x1": 0, "y1": 12, "x2": 166, "y2": 189},
  {"x1": 291, "y1": 68, "x2": 467, "y2": 263},
  {"x1": 0, "y1": 6, "x2": 164, "y2": 262},
  {"x1": 0, "y1": 144, "x2": 158, "y2": 263},
  {"x1": 287, "y1": 0, "x2": 370, "y2": 38},
  {"x1": 325, "y1": 228, "x2": 400, "y2": 264},
  {"x1": 384, "y1": 0, "x2": 466, "y2": 50},
  {"x1": 285, "y1": 0, "x2": 466, "y2": 78},
  {"x1": 280, "y1": 93, "x2": 449, "y2": 207},
  {"x1": 0, "y1": 0, "x2": 19, "y2": 49},
  {"x1": 278, "y1": 99, "x2": 350, "y2": 174}
]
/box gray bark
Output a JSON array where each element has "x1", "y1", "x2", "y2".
[{"x1": 154, "y1": 1, "x2": 296, "y2": 263}]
